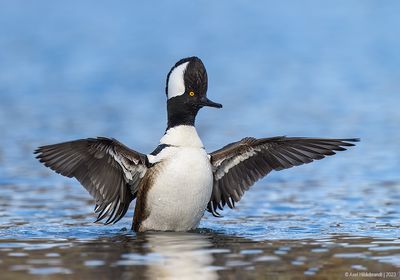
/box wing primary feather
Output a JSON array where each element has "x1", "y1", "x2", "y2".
[
  {"x1": 283, "y1": 146, "x2": 319, "y2": 161},
  {"x1": 288, "y1": 144, "x2": 326, "y2": 158},
  {"x1": 95, "y1": 202, "x2": 114, "y2": 222},
  {"x1": 104, "y1": 201, "x2": 119, "y2": 225}
]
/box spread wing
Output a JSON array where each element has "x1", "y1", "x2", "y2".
[
  {"x1": 208, "y1": 136, "x2": 359, "y2": 216},
  {"x1": 34, "y1": 137, "x2": 148, "y2": 224}
]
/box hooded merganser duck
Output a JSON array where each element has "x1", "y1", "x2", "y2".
[{"x1": 35, "y1": 56, "x2": 358, "y2": 232}]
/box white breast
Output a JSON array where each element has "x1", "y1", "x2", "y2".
[{"x1": 140, "y1": 126, "x2": 213, "y2": 231}]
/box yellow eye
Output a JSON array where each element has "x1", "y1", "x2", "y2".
[{"x1": 189, "y1": 91, "x2": 195, "y2": 97}]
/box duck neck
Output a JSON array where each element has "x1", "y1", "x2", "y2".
[
  {"x1": 167, "y1": 100, "x2": 199, "y2": 129},
  {"x1": 161, "y1": 125, "x2": 204, "y2": 148}
]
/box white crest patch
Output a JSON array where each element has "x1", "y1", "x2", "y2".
[{"x1": 167, "y1": 62, "x2": 189, "y2": 99}]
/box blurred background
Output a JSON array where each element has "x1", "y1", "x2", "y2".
[
  {"x1": 0, "y1": 0, "x2": 399, "y2": 183},
  {"x1": 0, "y1": 0, "x2": 399, "y2": 278}
]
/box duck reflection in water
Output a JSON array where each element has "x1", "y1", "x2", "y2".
[{"x1": 141, "y1": 232, "x2": 217, "y2": 280}]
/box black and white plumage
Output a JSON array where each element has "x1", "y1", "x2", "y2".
[{"x1": 34, "y1": 56, "x2": 358, "y2": 232}]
